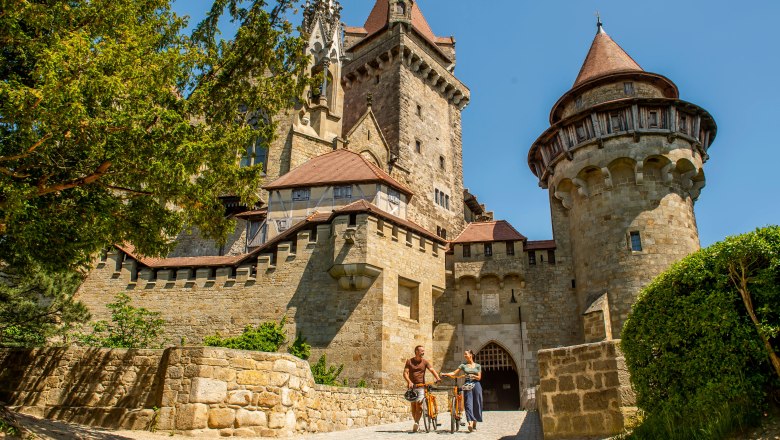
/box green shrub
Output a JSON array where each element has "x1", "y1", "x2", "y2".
[
  {"x1": 77, "y1": 293, "x2": 165, "y2": 348},
  {"x1": 311, "y1": 354, "x2": 344, "y2": 386},
  {"x1": 622, "y1": 226, "x2": 780, "y2": 439},
  {"x1": 288, "y1": 333, "x2": 311, "y2": 360},
  {"x1": 204, "y1": 317, "x2": 287, "y2": 352},
  {"x1": 356, "y1": 379, "x2": 367, "y2": 388}
]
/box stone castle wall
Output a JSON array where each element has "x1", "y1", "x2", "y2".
[
  {"x1": 537, "y1": 341, "x2": 636, "y2": 439},
  {"x1": 0, "y1": 347, "x2": 447, "y2": 437},
  {"x1": 76, "y1": 213, "x2": 445, "y2": 389}
]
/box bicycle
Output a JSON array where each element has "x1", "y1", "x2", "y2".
[
  {"x1": 414, "y1": 382, "x2": 440, "y2": 432},
  {"x1": 442, "y1": 375, "x2": 467, "y2": 433}
]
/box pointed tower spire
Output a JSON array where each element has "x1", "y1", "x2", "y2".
[
  {"x1": 302, "y1": 0, "x2": 342, "y2": 38},
  {"x1": 573, "y1": 21, "x2": 643, "y2": 87}
]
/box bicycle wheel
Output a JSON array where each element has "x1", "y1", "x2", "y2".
[
  {"x1": 422, "y1": 398, "x2": 431, "y2": 432},
  {"x1": 450, "y1": 396, "x2": 457, "y2": 433}
]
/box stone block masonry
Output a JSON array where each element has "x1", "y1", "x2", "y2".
[
  {"x1": 536, "y1": 340, "x2": 636, "y2": 439},
  {"x1": 0, "y1": 347, "x2": 447, "y2": 437}
]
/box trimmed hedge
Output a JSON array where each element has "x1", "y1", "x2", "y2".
[{"x1": 622, "y1": 226, "x2": 780, "y2": 439}]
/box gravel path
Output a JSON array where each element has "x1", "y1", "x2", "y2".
[{"x1": 9, "y1": 411, "x2": 543, "y2": 440}]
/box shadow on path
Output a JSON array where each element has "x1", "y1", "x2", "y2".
[{"x1": 16, "y1": 413, "x2": 137, "y2": 440}]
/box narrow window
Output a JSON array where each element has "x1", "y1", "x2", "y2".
[
  {"x1": 445, "y1": 195, "x2": 450, "y2": 210},
  {"x1": 484, "y1": 243, "x2": 493, "y2": 257},
  {"x1": 576, "y1": 122, "x2": 587, "y2": 142},
  {"x1": 367, "y1": 129, "x2": 371, "y2": 140},
  {"x1": 436, "y1": 226, "x2": 441, "y2": 237},
  {"x1": 462, "y1": 244, "x2": 471, "y2": 258},
  {"x1": 506, "y1": 241, "x2": 515, "y2": 256},
  {"x1": 548, "y1": 249, "x2": 556, "y2": 265},
  {"x1": 528, "y1": 251, "x2": 536, "y2": 266},
  {"x1": 416, "y1": 104, "x2": 422, "y2": 118},
  {"x1": 441, "y1": 229, "x2": 447, "y2": 240},
  {"x1": 648, "y1": 111, "x2": 659, "y2": 128},
  {"x1": 624, "y1": 82, "x2": 635, "y2": 95},
  {"x1": 348, "y1": 213, "x2": 357, "y2": 226},
  {"x1": 396, "y1": 1, "x2": 406, "y2": 15},
  {"x1": 571, "y1": 279, "x2": 576, "y2": 289},
  {"x1": 375, "y1": 76, "x2": 380, "y2": 85},
  {"x1": 439, "y1": 155, "x2": 445, "y2": 170},
  {"x1": 610, "y1": 112, "x2": 622, "y2": 132},
  {"x1": 630, "y1": 231, "x2": 643, "y2": 252},
  {"x1": 415, "y1": 140, "x2": 422, "y2": 153},
  {"x1": 310, "y1": 226, "x2": 318, "y2": 242},
  {"x1": 679, "y1": 115, "x2": 688, "y2": 133},
  {"x1": 466, "y1": 291, "x2": 472, "y2": 306},
  {"x1": 435, "y1": 189, "x2": 440, "y2": 205},
  {"x1": 575, "y1": 96, "x2": 583, "y2": 109}
]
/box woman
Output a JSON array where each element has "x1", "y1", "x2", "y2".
[{"x1": 442, "y1": 350, "x2": 483, "y2": 431}]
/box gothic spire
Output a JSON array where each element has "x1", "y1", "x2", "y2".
[{"x1": 302, "y1": 0, "x2": 342, "y2": 40}]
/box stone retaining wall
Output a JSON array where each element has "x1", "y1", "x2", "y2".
[
  {"x1": 537, "y1": 340, "x2": 636, "y2": 439},
  {"x1": 0, "y1": 347, "x2": 446, "y2": 437}
]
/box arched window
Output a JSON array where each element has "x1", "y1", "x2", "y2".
[{"x1": 396, "y1": 2, "x2": 406, "y2": 15}]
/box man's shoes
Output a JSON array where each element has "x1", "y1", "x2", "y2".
[{"x1": 412, "y1": 423, "x2": 419, "y2": 433}]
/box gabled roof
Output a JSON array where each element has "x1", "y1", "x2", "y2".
[
  {"x1": 452, "y1": 221, "x2": 526, "y2": 244},
  {"x1": 573, "y1": 25, "x2": 643, "y2": 87},
  {"x1": 263, "y1": 149, "x2": 413, "y2": 197},
  {"x1": 363, "y1": 0, "x2": 437, "y2": 43}
]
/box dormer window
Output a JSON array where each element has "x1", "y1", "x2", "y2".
[{"x1": 292, "y1": 188, "x2": 311, "y2": 201}]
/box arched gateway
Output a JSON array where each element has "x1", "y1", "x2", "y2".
[{"x1": 475, "y1": 342, "x2": 521, "y2": 410}]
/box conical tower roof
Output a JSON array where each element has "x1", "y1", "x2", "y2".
[
  {"x1": 573, "y1": 24, "x2": 643, "y2": 87},
  {"x1": 363, "y1": 0, "x2": 437, "y2": 42}
]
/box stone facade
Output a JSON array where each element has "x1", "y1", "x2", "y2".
[
  {"x1": 537, "y1": 341, "x2": 636, "y2": 439},
  {"x1": 0, "y1": 347, "x2": 447, "y2": 437}
]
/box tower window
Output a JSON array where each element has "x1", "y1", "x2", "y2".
[
  {"x1": 375, "y1": 76, "x2": 380, "y2": 85},
  {"x1": 648, "y1": 111, "x2": 659, "y2": 128},
  {"x1": 415, "y1": 140, "x2": 422, "y2": 153},
  {"x1": 609, "y1": 112, "x2": 623, "y2": 133},
  {"x1": 417, "y1": 104, "x2": 422, "y2": 118},
  {"x1": 528, "y1": 251, "x2": 536, "y2": 266},
  {"x1": 348, "y1": 213, "x2": 357, "y2": 226},
  {"x1": 575, "y1": 96, "x2": 583, "y2": 109},
  {"x1": 506, "y1": 241, "x2": 515, "y2": 256},
  {"x1": 548, "y1": 250, "x2": 556, "y2": 265},
  {"x1": 629, "y1": 231, "x2": 643, "y2": 252},
  {"x1": 439, "y1": 155, "x2": 445, "y2": 170},
  {"x1": 445, "y1": 194, "x2": 450, "y2": 210},
  {"x1": 679, "y1": 115, "x2": 688, "y2": 133},
  {"x1": 624, "y1": 82, "x2": 635, "y2": 95},
  {"x1": 484, "y1": 243, "x2": 493, "y2": 257},
  {"x1": 396, "y1": 2, "x2": 406, "y2": 15}
]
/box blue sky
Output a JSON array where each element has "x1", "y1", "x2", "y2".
[{"x1": 172, "y1": 1, "x2": 780, "y2": 247}]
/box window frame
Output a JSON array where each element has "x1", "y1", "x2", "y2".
[
  {"x1": 484, "y1": 243, "x2": 493, "y2": 257},
  {"x1": 292, "y1": 187, "x2": 311, "y2": 201},
  {"x1": 333, "y1": 185, "x2": 352, "y2": 200}
]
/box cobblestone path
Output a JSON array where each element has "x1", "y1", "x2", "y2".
[{"x1": 295, "y1": 411, "x2": 543, "y2": 440}]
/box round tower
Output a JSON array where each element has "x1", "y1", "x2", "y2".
[{"x1": 527, "y1": 21, "x2": 717, "y2": 338}]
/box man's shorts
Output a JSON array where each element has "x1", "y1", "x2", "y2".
[{"x1": 412, "y1": 387, "x2": 425, "y2": 402}]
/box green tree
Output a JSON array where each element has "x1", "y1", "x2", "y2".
[
  {"x1": 621, "y1": 226, "x2": 780, "y2": 439},
  {"x1": 0, "y1": 262, "x2": 89, "y2": 347},
  {"x1": 78, "y1": 293, "x2": 165, "y2": 348},
  {"x1": 0, "y1": 0, "x2": 308, "y2": 272}
]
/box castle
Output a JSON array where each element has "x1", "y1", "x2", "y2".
[{"x1": 76, "y1": 0, "x2": 716, "y2": 411}]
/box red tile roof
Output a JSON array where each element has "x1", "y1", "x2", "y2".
[
  {"x1": 116, "y1": 244, "x2": 246, "y2": 269},
  {"x1": 344, "y1": 26, "x2": 368, "y2": 34},
  {"x1": 263, "y1": 149, "x2": 413, "y2": 197},
  {"x1": 363, "y1": 0, "x2": 437, "y2": 43},
  {"x1": 452, "y1": 221, "x2": 526, "y2": 244},
  {"x1": 573, "y1": 27, "x2": 643, "y2": 87},
  {"x1": 525, "y1": 240, "x2": 557, "y2": 251}
]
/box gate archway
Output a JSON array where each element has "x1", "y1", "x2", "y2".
[{"x1": 475, "y1": 342, "x2": 521, "y2": 410}]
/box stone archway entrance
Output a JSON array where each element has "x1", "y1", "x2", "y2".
[{"x1": 475, "y1": 342, "x2": 521, "y2": 411}]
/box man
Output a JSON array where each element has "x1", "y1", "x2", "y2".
[{"x1": 403, "y1": 345, "x2": 442, "y2": 432}]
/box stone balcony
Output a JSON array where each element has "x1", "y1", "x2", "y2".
[{"x1": 453, "y1": 256, "x2": 525, "y2": 288}]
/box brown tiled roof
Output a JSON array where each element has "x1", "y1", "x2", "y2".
[
  {"x1": 573, "y1": 27, "x2": 643, "y2": 87},
  {"x1": 116, "y1": 244, "x2": 246, "y2": 268},
  {"x1": 234, "y1": 209, "x2": 267, "y2": 219},
  {"x1": 335, "y1": 199, "x2": 445, "y2": 244},
  {"x1": 525, "y1": 240, "x2": 557, "y2": 251},
  {"x1": 263, "y1": 149, "x2": 413, "y2": 197},
  {"x1": 344, "y1": 26, "x2": 367, "y2": 34},
  {"x1": 363, "y1": 0, "x2": 437, "y2": 46},
  {"x1": 452, "y1": 221, "x2": 526, "y2": 244}
]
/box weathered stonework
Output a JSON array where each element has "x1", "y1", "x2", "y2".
[
  {"x1": 537, "y1": 341, "x2": 636, "y2": 439},
  {"x1": 0, "y1": 347, "x2": 447, "y2": 437}
]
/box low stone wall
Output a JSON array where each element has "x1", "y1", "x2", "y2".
[
  {"x1": 0, "y1": 347, "x2": 446, "y2": 437},
  {"x1": 537, "y1": 340, "x2": 636, "y2": 439},
  {"x1": 0, "y1": 348, "x2": 165, "y2": 430}
]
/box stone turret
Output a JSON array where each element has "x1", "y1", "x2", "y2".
[
  {"x1": 341, "y1": 0, "x2": 469, "y2": 236},
  {"x1": 528, "y1": 21, "x2": 717, "y2": 339}
]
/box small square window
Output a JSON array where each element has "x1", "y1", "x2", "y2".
[
  {"x1": 334, "y1": 185, "x2": 352, "y2": 199},
  {"x1": 484, "y1": 243, "x2": 493, "y2": 257},
  {"x1": 462, "y1": 244, "x2": 471, "y2": 258},
  {"x1": 506, "y1": 241, "x2": 515, "y2": 256},
  {"x1": 624, "y1": 82, "x2": 635, "y2": 95},
  {"x1": 629, "y1": 231, "x2": 643, "y2": 252},
  {"x1": 388, "y1": 188, "x2": 401, "y2": 205},
  {"x1": 292, "y1": 188, "x2": 310, "y2": 201},
  {"x1": 648, "y1": 111, "x2": 659, "y2": 128},
  {"x1": 415, "y1": 140, "x2": 422, "y2": 153}
]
